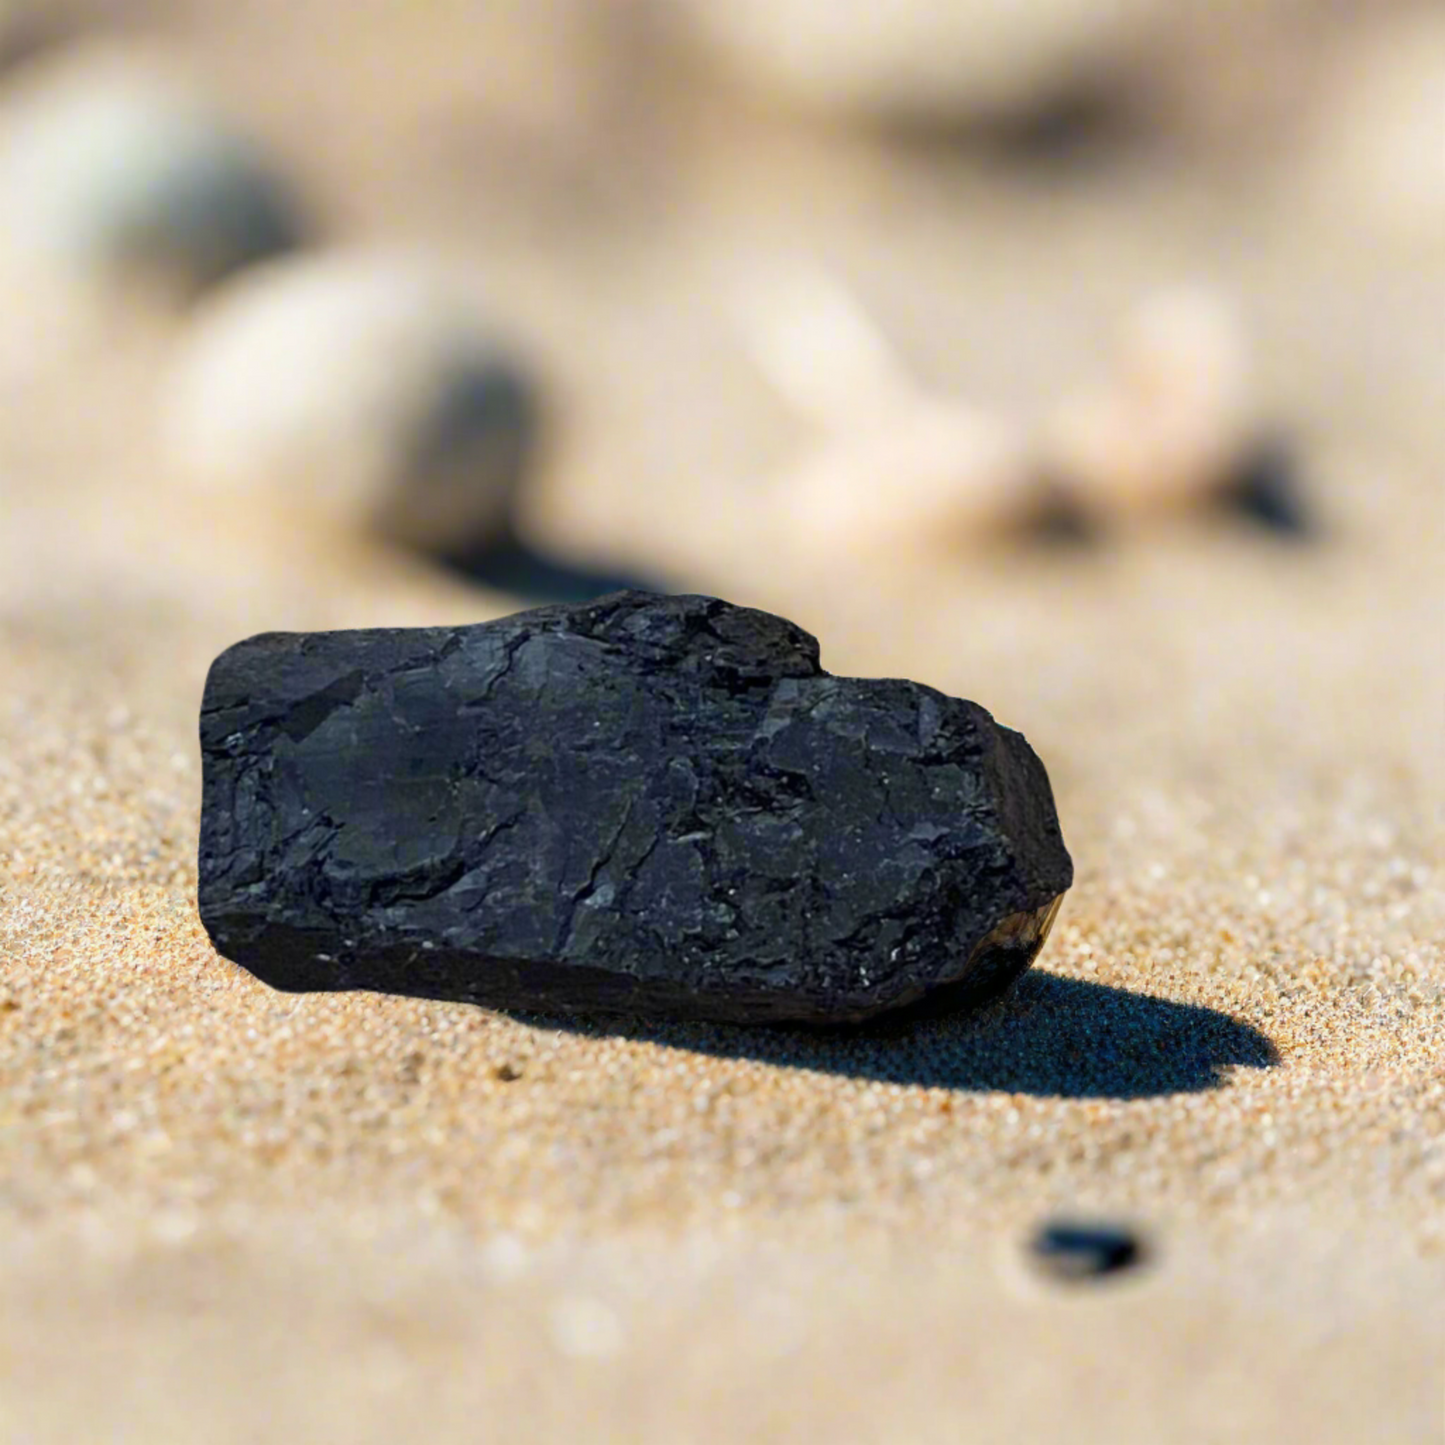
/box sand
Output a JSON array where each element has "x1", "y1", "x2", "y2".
[{"x1": 1, "y1": 5, "x2": 1443, "y2": 1441}]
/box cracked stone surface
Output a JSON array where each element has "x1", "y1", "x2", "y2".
[{"x1": 197, "y1": 592, "x2": 1073, "y2": 1024}]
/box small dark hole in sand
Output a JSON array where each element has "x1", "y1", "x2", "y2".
[{"x1": 1030, "y1": 1220, "x2": 1148, "y2": 1281}]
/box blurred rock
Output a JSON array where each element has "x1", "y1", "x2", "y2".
[
  {"x1": 775, "y1": 399, "x2": 1042, "y2": 562},
  {"x1": 667, "y1": 0, "x2": 1167, "y2": 128},
  {"x1": 1301, "y1": 10, "x2": 1445, "y2": 243},
  {"x1": 162, "y1": 253, "x2": 534, "y2": 557},
  {"x1": 1042, "y1": 286, "x2": 1258, "y2": 521},
  {"x1": 0, "y1": 44, "x2": 303, "y2": 297},
  {"x1": 0, "y1": 6, "x2": 70, "y2": 74},
  {"x1": 1123, "y1": 0, "x2": 1335, "y2": 158}
]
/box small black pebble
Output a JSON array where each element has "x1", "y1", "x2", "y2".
[
  {"x1": 1030, "y1": 1220, "x2": 1146, "y2": 1281},
  {"x1": 1221, "y1": 438, "x2": 1312, "y2": 538}
]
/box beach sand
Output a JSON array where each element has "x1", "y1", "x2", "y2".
[{"x1": 1, "y1": 5, "x2": 1442, "y2": 1440}]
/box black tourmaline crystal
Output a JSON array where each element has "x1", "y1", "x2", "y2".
[{"x1": 197, "y1": 592, "x2": 1073, "y2": 1025}]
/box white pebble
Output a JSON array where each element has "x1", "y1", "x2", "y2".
[
  {"x1": 670, "y1": 0, "x2": 1167, "y2": 125},
  {"x1": 161, "y1": 253, "x2": 532, "y2": 554},
  {"x1": 0, "y1": 44, "x2": 301, "y2": 296},
  {"x1": 1042, "y1": 286, "x2": 1256, "y2": 518}
]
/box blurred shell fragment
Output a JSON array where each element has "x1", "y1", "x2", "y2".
[
  {"x1": 0, "y1": 44, "x2": 302, "y2": 296},
  {"x1": 161, "y1": 254, "x2": 534, "y2": 556},
  {"x1": 733, "y1": 259, "x2": 1044, "y2": 559},
  {"x1": 1042, "y1": 287, "x2": 1258, "y2": 519},
  {"x1": 776, "y1": 400, "x2": 1040, "y2": 561},
  {"x1": 733, "y1": 260, "x2": 1048, "y2": 559}
]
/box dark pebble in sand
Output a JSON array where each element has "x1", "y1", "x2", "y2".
[{"x1": 1030, "y1": 1220, "x2": 1147, "y2": 1281}]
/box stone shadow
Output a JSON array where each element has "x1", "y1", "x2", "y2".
[
  {"x1": 504, "y1": 970, "x2": 1279, "y2": 1100},
  {"x1": 439, "y1": 529, "x2": 662, "y2": 605}
]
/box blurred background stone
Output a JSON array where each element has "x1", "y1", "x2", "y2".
[
  {"x1": 0, "y1": 41, "x2": 303, "y2": 300},
  {"x1": 663, "y1": 0, "x2": 1170, "y2": 131},
  {"x1": 161, "y1": 252, "x2": 534, "y2": 558},
  {"x1": 1299, "y1": 7, "x2": 1445, "y2": 245},
  {"x1": 1122, "y1": 0, "x2": 1339, "y2": 160}
]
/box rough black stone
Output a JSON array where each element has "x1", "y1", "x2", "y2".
[{"x1": 197, "y1": 591, "x2": 1073, "y2": 1025}]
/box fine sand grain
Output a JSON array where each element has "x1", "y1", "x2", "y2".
[{"x1": 1, "y1": 6, "x2": 1442, "y2": 1441}]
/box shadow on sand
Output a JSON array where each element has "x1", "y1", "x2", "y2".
[
  {"x1": 504, "y1": 970, "x2": 1279, "y2": 1100},
  {"x1": 440, "y1": 531, "x2": 662, "y2": 605}
]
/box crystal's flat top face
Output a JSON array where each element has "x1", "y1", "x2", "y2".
[{"x1": 198, "y1": 593, "x2": 1071, "y2": 1017}]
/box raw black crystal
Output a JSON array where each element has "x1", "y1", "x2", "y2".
[{"x1": 197, "y1": 592, "x2": 1073, "y2": 1025}]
